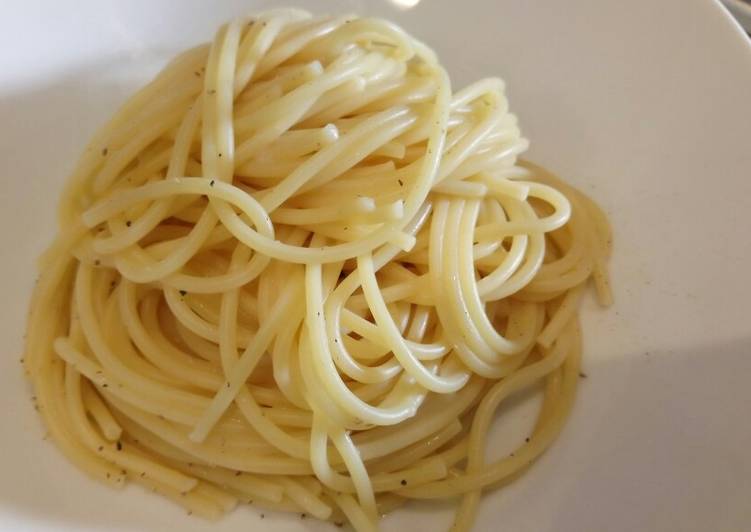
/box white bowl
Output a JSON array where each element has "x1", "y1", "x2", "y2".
[
  {"x1": 1, "y1": 1, "x2": 750, "y2": 531},
  {"x1": 723, "y1": 0, "x2": 751, "y2": 31}
]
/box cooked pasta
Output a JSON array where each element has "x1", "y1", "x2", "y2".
[{"x1": 23, "y1": 9, "x2": 611, "y2": 531}]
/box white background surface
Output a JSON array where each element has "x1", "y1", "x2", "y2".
[{"x1": 1, "y1": 1, "x2": 750, "y2": 531}]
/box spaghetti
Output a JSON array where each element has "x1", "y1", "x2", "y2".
[{"x1": 24, "y1": 9, "x2": 611, "y2": 531}]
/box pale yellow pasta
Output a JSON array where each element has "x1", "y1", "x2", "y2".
[{"x1": 24, "y1": 9, "x2": 611, "y2": 532}]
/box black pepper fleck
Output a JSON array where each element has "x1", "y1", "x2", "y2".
[
  {"x1": 400, "y1": 479, "x2": 407, "y2": 486},
  {"x1": 398, "y1": 179, "x2": 403, "y2": 186},
  {"x1": 125, "y1": 220, "x2": 132, "y2": 227},
  {"x1": 210, "y1": 180, "x2": 215, "y2": 187},
  {"x1": 102, "y1": 147, "x2": 108, "y2": 156},
  {"x1": 179, "y1": 290, "x2": 187, "y2": 296},
  {"x1": 116, "y1": 441, "x2": 122, "y2": 451},
  {"x1": 579, "y1": 372, "x2": 588, "y2": 379}
]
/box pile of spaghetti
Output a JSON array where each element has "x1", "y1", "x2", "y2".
[{"x1": 24, "y1": 9, "x2": 611, "y2": 531}]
